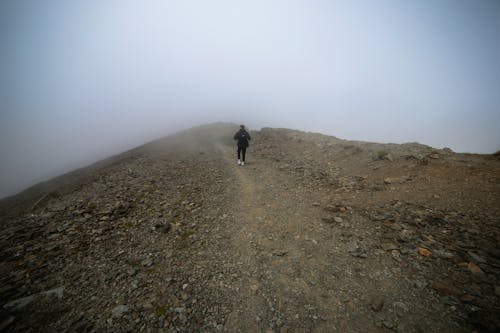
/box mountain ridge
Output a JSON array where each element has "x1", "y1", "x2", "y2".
[
  {"x1": 0, "y1": 122, "x2": 488, "y2": 217},
  {"x1": 1, "y1": 123, "x2": 499, "y2": 332}
]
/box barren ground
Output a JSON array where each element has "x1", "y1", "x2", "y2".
[{"x1": 1, "y1": 123, "x2": 499, "y2": 332}]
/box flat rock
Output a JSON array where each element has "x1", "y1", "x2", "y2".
[
  {"x1": 141, "y1": 258, "x2": 154, "y2": 267},
  {"x1": 467, "y1": 262, "x2": 484, "y2": 274},
  {"x1": 381, "y1": 243, "x2": 399, "y2": 251},
  {"x1": 4, "y1": 295, "x2": 36, "y2": 311},
  {"x1": 273, "y1": 250, "x2": 288, "y2": 256},
  {"x1": 370, "y1": 295, "x2": 384, "y2": 312},
  {"x1": 44, "y1": 286, "x2": 65, "y2": 299},
  {"x1": 432, "y1": 281, "x2": 461, "y2": 297},
  {"x1": 112, "y1": 305, "x2": 129, "y2": 317}
]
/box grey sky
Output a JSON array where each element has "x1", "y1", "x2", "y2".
[{"x1": 1, "y1": 0, "x2": 500, "y2": 198}]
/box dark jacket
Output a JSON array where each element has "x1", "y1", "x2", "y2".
[{"x1": 233, "y1": 129, "x2": 251, "y2": 148}]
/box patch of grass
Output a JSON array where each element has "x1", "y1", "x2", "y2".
[
  {"x1": 377, "y1": 150, "x2": 388, "y2": 159},
  {"x1": 180, "y1": 229, "x2": 194, "y2": 240},
  {"x1": 155, "y1": 306, "x2": 167, "y2": 317}
]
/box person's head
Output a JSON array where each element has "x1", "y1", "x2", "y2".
[{"x1": 240, "y1": 124, "x2": 245, "y2": 129}]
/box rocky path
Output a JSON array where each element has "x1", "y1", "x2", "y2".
[
  {"x1": 211, "y1": 144, "x2": 459, "y2": 332},
  {"x1": 219, "y1": 144, "x2": 340, "y2": 332}
]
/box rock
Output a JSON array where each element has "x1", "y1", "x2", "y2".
[
  {"x1": 432, "y1": 281, "x2": 461, "y2": 297},
  {"x1": 382, "y1": 317, "x2": 396, "y2": 329},
  {"x1": 321, "y1": 217, "x2": 336, "y2": 224},
  {"x1": 112, "y1": 305, "x2": 129, "y2": 317},
  {"x1": 141, "y1": 258, "x2": 154, "y2": 267},
  {"x1": 383, "y1": 221, "x2": 401, "y2": 230},
  {"x1": 381, "y1": 243, "x2": 399, "y2": 251},
  {"x1": 4, "y1": 295, "x2": 36, "y2": 311},
  {"x1": 350, "y1": 249, "x2": 368, "y2": 258},
  {"x1": 273, "y1": 250, "x2": 288, "y2": 256},
  {"x1": 460, "y1": 294, "x2": 477, "y2": 304},
  {"x1": 495, "y1": 285, "x2": 500, "y2": 297},
  {"x1": 323, "y1": 205, "x2": 339, "y2": 212},
  {"x1": 3, "y1": 285, "x2": 65, "y2": 312},
  {"x1": 467, "y1": 262, "x2": 483, "y2": 274},
  {"x1": 370, "y1": 295, "x2": 384, "y2": 312},
  {"x1": 322, "y1": 216, "x2": 344, "y2": 224},
  {"x1": 393, "y1": 302, "x2": 409, "y2": 317},
  {"x1": 434, "y1": 249, "x2": 454, "y2": 259},
  {"x1": 383, "y1": 176, "x2": 409, "y2": 184},
  {"x1": 44, "y1": 286, "x2": 64, "y2": 299},
  {"x1": 418, "y1": 247, "x2": 431, "y2": 257},
  {"x1": 347, "y1": 241, "x2": 359, "y2": 253},
  {"x1": 161, "y1": 223, "x2": 172, "y2": 233},
  {"x1": 397, "y1": 229, "x2": 414, "y2": 243},
  {"x1": 468, "y1": 251, "x2": 487, "y2": 264},
  {"x1": 375, "y1": 151, "x2": 393, "y2": 161},
  {"x1": 428, "y1": 152, "x2": 440, "y2": 159},
  {"x1": 369, "y1": 213, "x2": 387, "y2": 221},
  {"x1": 413, "y1": 279, "x2": 428, "y2": 289}
]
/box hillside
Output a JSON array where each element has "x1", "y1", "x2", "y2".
[{"x1": 1, "y1": 123, "x2": 499, "y2": 332}]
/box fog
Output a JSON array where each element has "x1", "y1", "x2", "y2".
[{"x1": 1, "y1": 0, "x2": 500, "y2": 198}]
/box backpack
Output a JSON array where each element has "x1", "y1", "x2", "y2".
[{"x1": 236, "y1": 130, "x2": 249, "y2": 147}]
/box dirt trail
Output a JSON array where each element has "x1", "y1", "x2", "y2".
[{"x1": 218, "y1": 144, "x2": 363, "y2": 332}]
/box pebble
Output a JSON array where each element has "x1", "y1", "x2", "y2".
[
  {"x1": 467, "y1": 262, "x2": 483, "y2": 274},
  {"x1": 112, "y1": 305, "x2": 129, "y2": 317},
  {"x1": 381, "y1": 243, "x2": 399, "y2": 251},
  {"x1": 141, "y1": 258, "x2": 154, "y2": 267},
  {"x1": 370, "y1": 295, "x2": 385, "y2": 312},
  {"x1": 273, "y1": 250, "x2": 288, "y2": 256},
  {"x1": 432, "y1": 281, "x2": 461, "y2": 296}
]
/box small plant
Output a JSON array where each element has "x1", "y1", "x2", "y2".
[
  {"x1": 377, "y1": 150, "x2": 388, "y2": 159},
  {"x1": 375, "y1": 150, "x2": 393, "y2": 161},
  {"x1": 155, "y1": 306, "x2": 167, "y2": 316},
  {"x1": 180, "y1": 229, "x2": 194, "y2": 240}
]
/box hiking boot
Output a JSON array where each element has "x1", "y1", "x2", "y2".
[
  {"x1": 241, "y1": 161, "x2": 245, "y2": 166},
  {"x1": 238, "y1": 159, "x2": 241, "y2": 165}
]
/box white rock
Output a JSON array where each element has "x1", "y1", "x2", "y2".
[{"x1": 112, "y1": 305, "x2": 129, "y2": 317}]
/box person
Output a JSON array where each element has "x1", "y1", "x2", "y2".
[{"x1": 233, "y1": 125, "x2": 251, "y2": 166}]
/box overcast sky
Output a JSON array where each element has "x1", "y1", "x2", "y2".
[{"x1": 1, "y1": 0, "x2": 500, "y2": 198}]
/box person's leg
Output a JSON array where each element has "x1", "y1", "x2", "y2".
[
  {"x1": 242, "y1": 147, "x2": 246, "y2": 162},
  {"x1": 237, "y1": 146, "x2": 241, "y2": 162}
]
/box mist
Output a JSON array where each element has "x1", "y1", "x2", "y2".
[{"x1": 1, "y1": 0, "x2": 500, "y2": 199}]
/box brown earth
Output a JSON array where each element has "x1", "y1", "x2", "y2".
[{"x1": 1, "y1": 123, "x2": 499, "y2": 332}]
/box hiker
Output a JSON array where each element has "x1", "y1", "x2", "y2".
[{"x1": 233, "y1": 125, "x2": 251, "y2": 165}]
